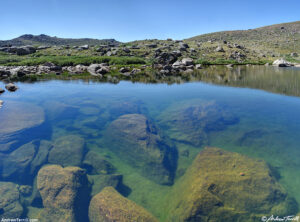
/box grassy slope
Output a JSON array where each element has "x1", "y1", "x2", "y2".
[{"x1": 187, "y1": 21, "x2": 300, "y2": 58}]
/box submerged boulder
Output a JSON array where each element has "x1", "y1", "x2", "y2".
[
  {"x1": 48, "y1": 135, "x2": 85, "y2": 167},
  {"x1": 104, "y1": 114, "x2": 177, "y2": 185},
  {"x1": 37, "y1": 165, "x2": 90, "y2": 222},
  {"x1": 0, "y1": 140, "x2": 52, "y2": 183},
  {"x1": 0, "y1": 182, "x2": 23, "y2": 218},
  {"x1": 158, "y1": 100, "x2": 238, "y2": 146},
  {"x1": 83, "y1": 151, "x2": 115, "y2": 175},
  {"x1": 88, "y1": 174, "x2": 123, "y2": 196},
  {"x1": 1, "y1": 141, "x2": 36, "y2": 182},
  {"x1": 0, "y1": 101, "x2": 45, "y2": 145},
  {"x1": 89, "y1": 186, "x2": 158, "y2": 222},
  {"x1": 167, "y1": 147, "x2": 298, "y2": 221}
]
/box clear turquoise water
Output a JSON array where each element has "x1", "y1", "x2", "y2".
[{"x1": 0, "y1": 67, "x2": 300, "y2": 220}]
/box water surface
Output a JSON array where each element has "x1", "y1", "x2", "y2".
[{"x1": 0, "y1": 66, "x2": 300, "y2": 220}]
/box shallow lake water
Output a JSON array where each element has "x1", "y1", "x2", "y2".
[{"x1": 0, "y1": 66, "x2": 300, "y2": 221}]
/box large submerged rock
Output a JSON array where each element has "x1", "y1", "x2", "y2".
[
  {"x1": 0, "y1": 140, "x2": 52, "y2": 183},
  {"x1": 48, "y1": 135, "x2": 85, "y2": 167},
  {"x1": 0, "y1": 101, "x2": 45, "y2": 148},
  {"x1": 83, "y1": 151, "x2": 116, "y2": 175},
  {"x1": 158, "y1": 100, "x2": 238, "y2": 146},
  {"x1": 37, "y1": 165, "x2": 90, "y2": 222},
  {"x1": 104, "y1": 114, "x2": 177, "y2": 185},
  {"x1": 89, "y1": 186, "x2": 158, "y2": 222},
  {"x1": 0, "y1": 182, "x2": 23, "y2": 218},
  {"x1": 167, "y1": 147, "x2": 298, "y2": 221}
]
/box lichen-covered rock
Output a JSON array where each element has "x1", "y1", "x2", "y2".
[
  {"x1": 37, "y1": 165, "x2": 90, "y2": 222},
  {"x1": 0, "y1": 182, "x2": 23, "y2": 218},
  {"x1": 89, "y1": 186, "x2": 158, "y2": 222},
  {"x1": 167, "y1": 147, "x2": 297, "y2": 222},
  {"x1": 104, "y1": 114, "x2": 177, "y2": 185},
  {"x1": 158, "y1": 100, "x2": 238, "y2": 146},
  {"x1": 0, "y1": 101, "x2": 45, "y2": 144},
  {"x1": 83, "y1": 151, "x2": 115, "y2": 175},
  {"x1": 48, "y1": 135, "x2": 85, "y2": 167}
]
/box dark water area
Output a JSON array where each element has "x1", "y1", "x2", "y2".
[{"x1": 0, "y1": 66, "x2": 300, "y2": 221}]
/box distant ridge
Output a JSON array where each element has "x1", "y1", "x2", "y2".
[{"x1": 0, "y1": 34, "x2": 119, "y2": 47}]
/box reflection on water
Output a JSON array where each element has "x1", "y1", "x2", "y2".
[{"x1": 0, "y1": 66, "x2": 300, "y2": 221}]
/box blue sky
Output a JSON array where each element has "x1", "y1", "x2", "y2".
[{"x1": 0, "y1": 0, "x2": 299, "y2": 42}]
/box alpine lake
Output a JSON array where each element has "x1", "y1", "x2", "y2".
[{"x1": 0, "y1": 65, "x2": 300, "y2": 222}]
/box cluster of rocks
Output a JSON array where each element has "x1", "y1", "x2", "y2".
[
  {"x1": 273, "y1": 58, "x2": 294, "y2": 67},
  {"x1": 155, "y1": 56, "x2": 203, "y2": 75},
  {"x1": 0, "y1": 45, "x2": 36, "y2": 55}
]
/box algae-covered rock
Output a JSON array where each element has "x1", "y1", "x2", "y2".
[
  {"x1": 158, "y1": 100, "x2": 238, "y2": 146},
  {"x1": 89, "y1": 186, "x2": 158, "y2": 222},
  {"x1": 83, "y1": 151, "x2": 116, "y2": 175},
  {"x1": 48, "y1": 135, "x2": 85, "y2": 167},
  {"x1": 104, "y1": 114, "x2": 177, "y2": 185},
  {"x1": 37, "y1": 165, "x2": 90, "y2": 222},
  {"x1": 0, "y1": 101, "x2": 45, "y2": 144},
  {"x1": 88, "y1": 174, "x2": 123, "y2": 196},
  {"x1": 0, "y1": 182, "x2": 23, "y2": 218},
  {"x1": 167, "y1": 147, "x2": 297, "y2": 222}
]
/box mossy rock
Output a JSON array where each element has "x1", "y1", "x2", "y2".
[
  {"x1": 37, "y1": 165, "x2": 90, "y2": 222},
  {"x1": 0, "y1": 182, "x2": 23, "y2": 218},
  {"x1": 158, "y1": 100, "x2": 238, "y2": 146},
  {"x1": 89, "y1": 186, "x2": 158, "y2": 222},
  {"x1": 83, "y1": 151, "x2": 116, "y2": 175},
  {"x1": 167, "y1": 147, "x2": 298, "y2": 222},
  {"x1": 104, "y1": 114, "x2": 177, "y2": 185},
  {"x1": 48, "y1": 135, "x2": 85, "y2": 167}
]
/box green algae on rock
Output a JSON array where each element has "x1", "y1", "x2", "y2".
[
  {"x1": 83, "y1": 151, "x2": 116, "y2": 175},
  {"x1": 89, "y1": 186, "x2": 158, "y2": 222},
  {"x1": 158, "y1": 100, "x2": 238, "y2": 146},
  {"x1": 104, "y1": 114, "x2": 177, "y2": 185},
  {"x1": 88, "y1": 174, "x2": 123, "y2": 196},
  {"x1": 0, "y1": 182, "x2": 23, "y2": 219},
  {"x1": 167, "y1": 147, "x2": 297, "y2": 222},
  {"x1": 48, "y1": 135, "x2": 85, "y2": 167},
  {"x1": 37, "y1": 165, "x2": 90, "y2": 222}
]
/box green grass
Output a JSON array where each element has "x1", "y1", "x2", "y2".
[{"x1": 0, "y1": 55, "x2": 147, "y2": 66}]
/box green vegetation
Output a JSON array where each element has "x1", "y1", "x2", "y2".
[{"x1": 0, "y1": 55, "x2": 146, "y2": 66}]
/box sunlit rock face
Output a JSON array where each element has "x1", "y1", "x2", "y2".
[
  {"x1": 167, "y1": 147, "x2": 298, "y2": 222},
  {"x1": 104, "y1": 114, "x2": 178, "y2": 185},
  {"x1": 0, "y1": 101, "x2": 45, "y2": 152},
  {"x1": 37, "y1": 165, "x2": 90, "y2": 222},
  {"x1": 158, "y1": 100, "x2": 239, "y2": 146},
  {"x1": 89, "y1": 186, "x2": 158, "y2": 222}
]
